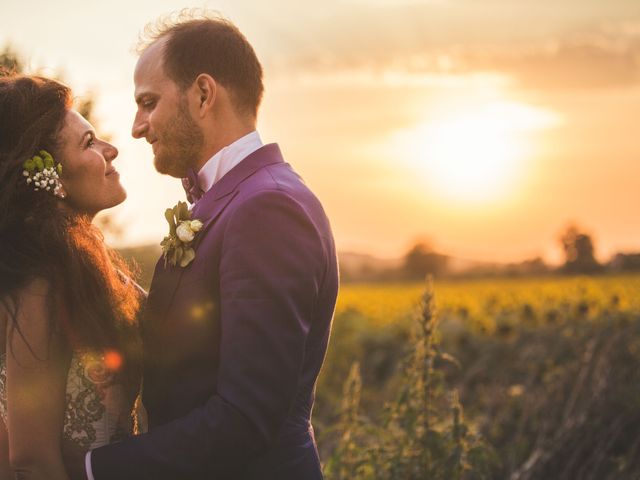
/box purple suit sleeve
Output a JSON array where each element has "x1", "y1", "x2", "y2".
[{"x1": 90, "y1": 190, "x2": 327, "y2": 479}]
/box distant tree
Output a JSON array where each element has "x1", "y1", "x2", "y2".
[
  {"x1": 403, "y1": 242, "x2": 449, "y2": 279},
  {"x1": 1, "y1": 44, "x2": 99, "y2": 127},
  {"x1": 76, "y1": 96, "x2": 96, "y2": 126},
  {"x1": 505, "y1": 256, "x2": 550, "y2": 277},
  {"x1": 609, "y1": 253, "x2": 640, "y2": 272},
  {"x1": 559, "y1": 225, "x2": 602, "y2": 274},
  {"x1": 0, "y1": 44, "x2": 24, "y2": 75}
]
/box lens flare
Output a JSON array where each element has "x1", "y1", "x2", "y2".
[{"x1": 104, "y1": 350, "x2": 123, "y2": 371}]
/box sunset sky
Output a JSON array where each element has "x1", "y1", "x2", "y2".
[{"x1": 2, "y1": 0, "x2": 640, "y2": 264}]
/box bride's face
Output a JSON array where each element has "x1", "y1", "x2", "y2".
[{"x1": 58, "y1": 110, "x2": 126, "y2": 217}]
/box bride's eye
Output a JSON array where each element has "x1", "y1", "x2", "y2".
[{"x1": 86, "y1": 134, "x2": 95, "y2": 148}]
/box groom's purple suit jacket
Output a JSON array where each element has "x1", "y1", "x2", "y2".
[{"x1": 91, "y1": 144, "x2": 339, "y2": 479}]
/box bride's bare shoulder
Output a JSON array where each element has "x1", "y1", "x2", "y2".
[
  {"x1": 19, "y1": 277, "x2": 51, "y2": 298},
  {"x1": 1, "y1": 278, "x2": 51, "y2": 318},
  {"x1": 3, "y1": 278, "x2": 68, "y2": 364},
  {"x1": 3, "y1": 278, "x2": 56, "y2": 335}
]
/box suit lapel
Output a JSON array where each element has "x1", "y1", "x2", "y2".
[
  {"x1": 144, "y1": 143, "x2": 285, "y2": 325},
  {"x1": 146, "y1": 190, "x2": 238, "y2": 323},
  {"x1": 194, "y1": 143, "x2": 284, "y2": 207}
]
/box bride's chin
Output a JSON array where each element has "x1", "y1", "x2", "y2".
[
  {"x1": 115, "y1": 187, "x2": 127, "y2": 205},
  {"x1": 105, "y1": 186, "x2": 128, "y2": 209}
]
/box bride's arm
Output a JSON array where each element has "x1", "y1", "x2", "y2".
[{"x1": 5, "y1": 279, "x2": 70, "y2": 480}]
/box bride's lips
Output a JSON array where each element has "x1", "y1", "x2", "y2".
[{"x1": 106, "y1": 168, "x2": 119, "y2": 178}]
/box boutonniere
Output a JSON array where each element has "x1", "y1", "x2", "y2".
[{"x1": 161, "y1": 201, "x2": 204, "y2": 268}]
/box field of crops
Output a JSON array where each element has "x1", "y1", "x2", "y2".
[
  {"x1": 336, "y1": 274, "x2": 640, "y2": 330},
  {"x1": 318, "y1": 274, "x2": 640, "y2": 479}
]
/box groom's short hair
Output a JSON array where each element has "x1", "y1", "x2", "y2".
[{"x1": 141, "y1": 11, "x2": 264, "y2": 118}]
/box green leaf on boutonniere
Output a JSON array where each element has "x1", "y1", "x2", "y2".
[
  {"x1": 180, "y1": 248, "x2": 196, "y2": 267},
  {"x1": 177, "y1": 201, "x2": 189, "y2": 222},
  {"x1": 173, "y1": 244, "x2": 183, "y2": 267},
  {"x1": 165, "y1": 208, "x2": 177, "y2": 236}
]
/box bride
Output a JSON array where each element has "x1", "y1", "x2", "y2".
[{"x1": 0, "y1": 74, "x2": 144, "y2": 479}]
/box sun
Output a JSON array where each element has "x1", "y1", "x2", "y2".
[
  {"x1": 395, "y1": 101, "x2": 562, "y2": 203},
  {"x1": 422, "y1": 112, "x2": 523, "y2": 201}
]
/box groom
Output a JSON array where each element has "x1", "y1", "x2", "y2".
[{"x1": 75, "y1": 13, "x2": 338, "y2": 480}]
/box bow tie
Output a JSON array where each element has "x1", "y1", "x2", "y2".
[{"x1": 182, "y1": 168, "x2": 204, "y2": 204}]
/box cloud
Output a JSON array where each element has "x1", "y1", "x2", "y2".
[
  {"x1": 463, "y1": 25, "x2": 640, "y2": 90},
  {"x1": 265, "y1": 20, "x2": 640, "y2": 91},
  {"x1": 346, "y1": 0, "x2": 446, "y2": 6}
]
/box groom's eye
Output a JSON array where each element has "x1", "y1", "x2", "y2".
[{"x1": 135, "y1": 95, "x2": 157, "y2": 110}]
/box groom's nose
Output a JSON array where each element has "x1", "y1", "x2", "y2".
[{"x1": 132, "y1": 112, "x2": 147, "y2": 139}]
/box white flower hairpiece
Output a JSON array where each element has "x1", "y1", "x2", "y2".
[{"x1": 22, "y1": 150, "x2": 65, "y2": 198}]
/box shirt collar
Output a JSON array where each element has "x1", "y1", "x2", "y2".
[{"x1": 197, "y1": 130, "x2": 263, "y2": 193}]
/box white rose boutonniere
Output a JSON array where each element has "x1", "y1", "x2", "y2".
[{"x1": 161, "y1": 201, "x2": 204, "y2": 268}]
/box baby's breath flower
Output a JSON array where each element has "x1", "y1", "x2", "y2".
[{"x1": 22, "y1": 150, "x2": 63, "y2": 197}]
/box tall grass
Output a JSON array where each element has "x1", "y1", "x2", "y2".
[
  {"x1": 322, "y1": 278, "x2": 495, "y2": 479},
  {"x1": 318, "y1": 275, "x2": 640, "y2": 479}
]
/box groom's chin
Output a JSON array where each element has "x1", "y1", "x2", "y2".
[
  {"x1": 153, "y1": 156, "x2": 178, "y2": 177},
  {"x1": 153, "y1": 151, "x2": 192, "y2": 178}
]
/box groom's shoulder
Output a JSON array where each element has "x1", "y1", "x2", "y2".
[
  {"x1": 231, "y1": 178, "x2": 332, "y2": 251},
  {"x1": 228, "y1": 150, "x2": 330, "y2": 224},
  {"x1": 239, "y1": 158, "x2": 315, "y2": 203}
]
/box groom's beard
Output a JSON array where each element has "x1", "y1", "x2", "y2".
[{"x1": 154, "y1": 99, "x2": 204, "y2": 178}]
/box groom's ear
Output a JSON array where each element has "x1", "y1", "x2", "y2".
[{"x1": 192, "y1": 74, "x2": 217, "y2": 116}]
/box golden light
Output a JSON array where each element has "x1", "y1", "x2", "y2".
[{"x1": 394, "y1": 101, "x2": 563, "y2": 203}]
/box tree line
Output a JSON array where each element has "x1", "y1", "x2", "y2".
[{"x1": 341, "y1": 224, "x2": 640, "y2": 282}]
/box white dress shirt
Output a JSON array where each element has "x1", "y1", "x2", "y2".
[
  {"x1": 85, "y1": 130, "x2": 264, "y2": 480},
  {"x1": 196, "y1": 130, "x2": 263, "y2": 195}
]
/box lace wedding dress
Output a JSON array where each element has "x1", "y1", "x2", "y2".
[{"x1": 0, "y1": 349, "x2": 143, "y2": 449}]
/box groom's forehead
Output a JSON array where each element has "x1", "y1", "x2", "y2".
[{"x1": 134, "y1": 38, "x2": 168, "y2": 86}]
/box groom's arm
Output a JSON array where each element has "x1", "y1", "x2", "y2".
[{"x1": 86, "y1": 190, "x2": 328, "y2": 480}]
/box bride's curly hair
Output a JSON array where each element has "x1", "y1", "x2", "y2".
[{"x1": 0, "y1": 74, "x2": 140, "y2": 355}]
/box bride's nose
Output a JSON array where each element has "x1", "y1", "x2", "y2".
[{"x1": 104, "y1": 143, "x2": 118, "y2": 161}]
